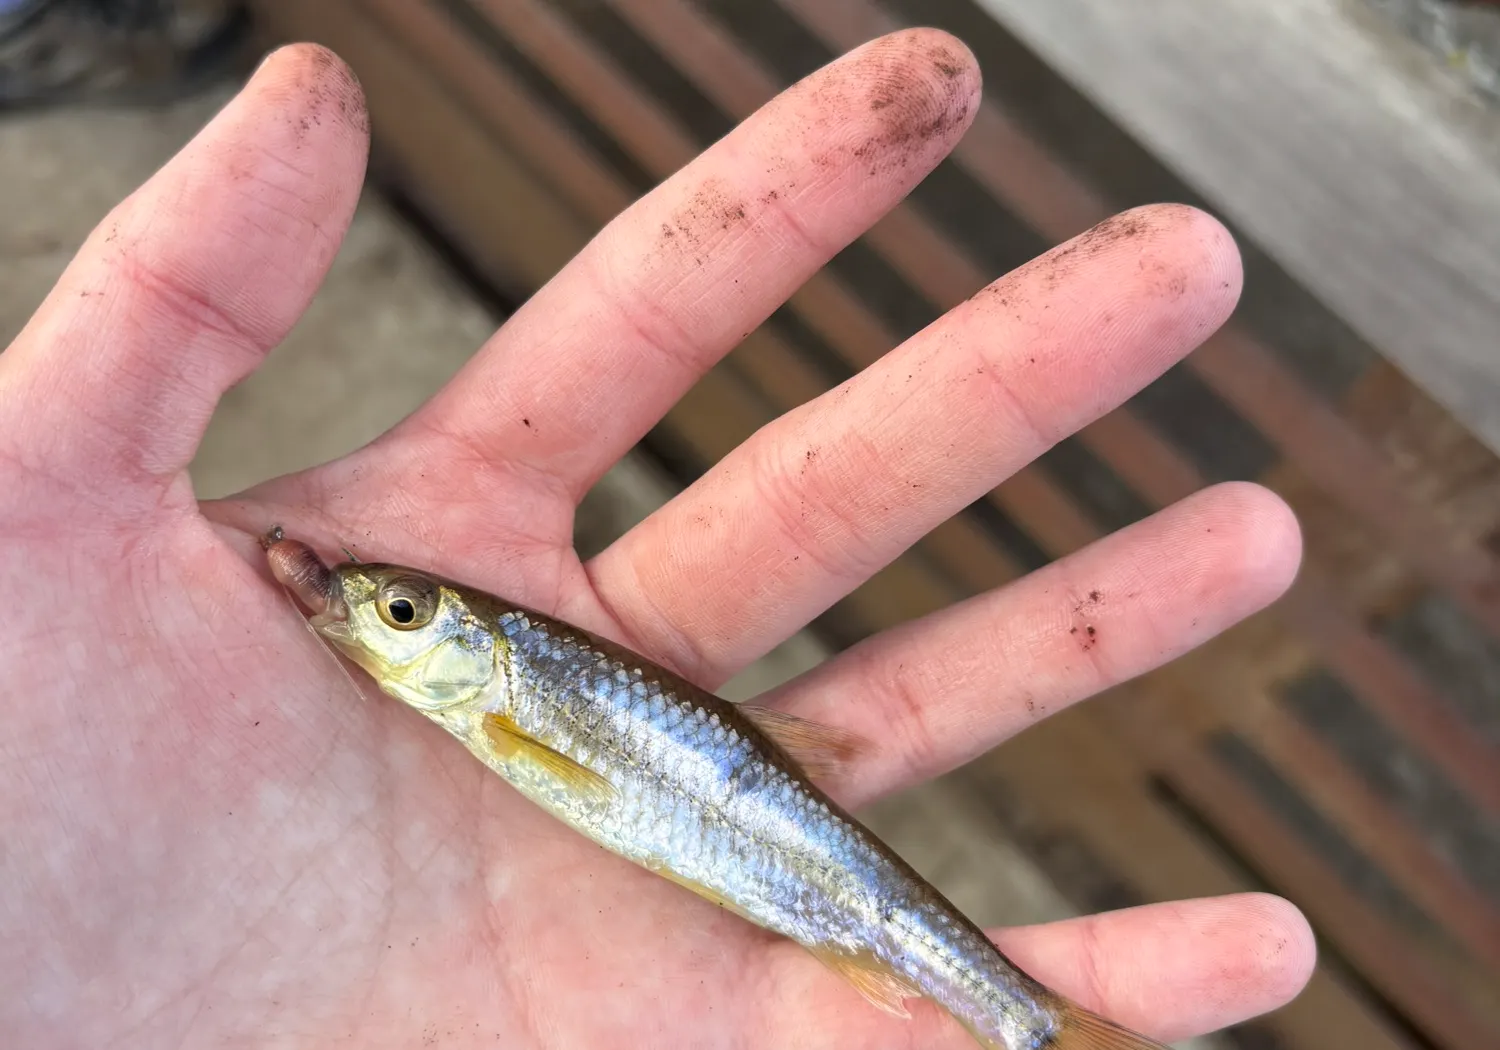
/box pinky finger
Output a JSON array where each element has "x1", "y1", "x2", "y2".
[{"x1": 991, "y1": 892, "x2": 1316, "y2": 1043}]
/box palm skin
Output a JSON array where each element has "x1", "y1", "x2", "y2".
[{"x1": 1, "y1": 34, "x2": 1314, "y2": 1049}]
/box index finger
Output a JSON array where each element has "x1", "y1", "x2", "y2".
[{"x1": 372, "y1": 27, "x2": 980, "y2": 501}]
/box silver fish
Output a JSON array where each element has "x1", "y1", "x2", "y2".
[{"x1": 265, "y1": 529, "x2": 1168, "y2": 1050}]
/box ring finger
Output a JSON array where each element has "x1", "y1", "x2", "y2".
[{"x1": 761, "y1": 481, "x2": 1301, "y2": 809}]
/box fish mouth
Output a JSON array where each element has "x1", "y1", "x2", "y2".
[{"x1": 308, "y1": 572, "x2": 350, "y2": 638}]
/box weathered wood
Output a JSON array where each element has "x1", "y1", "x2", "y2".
[
  {"x1": 969, "y1": 0, "x2": 1500, "y2": 461},
  {"x1": 1147, "y1": 733, "x2": 1500, "y2": 1048},
  {"x1": 1244, "y1": 701, "x2": 1500, "y2": 971},
  {"x1": 981, "y1": 713, "x2": 1416, "y2": 1050}
]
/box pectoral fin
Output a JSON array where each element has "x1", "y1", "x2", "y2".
[
  {"x1": 806, "y1": 944, "x2": 922, "y2": 1020},
  {"x1": 738, "y1": 704, "x2": 865, "y2": 780},
  {"x1": 483, "y1": 714, "x2": 616, "y2": 806}
]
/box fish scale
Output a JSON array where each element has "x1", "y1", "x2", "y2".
[{"x1": 264, "y1": 534, "x2": 1172, "y2": 1050}]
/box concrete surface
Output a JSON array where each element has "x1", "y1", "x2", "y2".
[{"x1": 0, "y1": 84, "x2": 1220, "y2": 1049}]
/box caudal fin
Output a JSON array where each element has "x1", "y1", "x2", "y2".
[{"x1": 960, "y1": 1000, "x2": 1172, "y2": 1049}]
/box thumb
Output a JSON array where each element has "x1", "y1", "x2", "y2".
[{"x1": 0, "y1": 43, "x2": 368, "y2": 515}]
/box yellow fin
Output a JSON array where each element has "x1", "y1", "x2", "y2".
[
  {"x1": 483, "y1": 714, "x2": 616, "y2": 806},
  {"x1": 807, "y1": 945, "x2": 922, "y2": 1019},
  {"x1": 642, "y1": 862, "x2": 758, "y2": 925},
  {"x1": 1043, "y1": 1003, "x2": 1171, "y2": 1050},
  {"x1": 738, "y1": 704, "x2": 865, "y2": 779}
]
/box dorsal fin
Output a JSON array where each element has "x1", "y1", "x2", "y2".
[{"x1": 737, "y1": 703, "x2": 866, "y2": 780}]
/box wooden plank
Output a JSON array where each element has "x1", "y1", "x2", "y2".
[
  {"x1": 1343, "y1": 360, "x2": 1500, "y2": 546},
  {"x1": 1093, "y1": 678, "x2": 1500, "y2": 1043},
  {"x1": 362, "y1": 0, "x2": 638, "y2": 221},
  {"x1": 1244, "y1": 702, "x2": 1500, "y2": 971},
  {"x1": 1150, "y1": 737, "x2": 1500, "y2": 1048},
  {"x1": 967, "y1": 0, "x2": 1500, "y2": 461},
  {"x1": 981, "y1": 714, "x2": 1415, "y2": 1050}
]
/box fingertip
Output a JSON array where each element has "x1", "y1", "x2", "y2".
[
  {"x1": 889, "y1": 25, "x2": 983, "y2": 106},
  {"x1": 1066, "y1": 203, "x2": 1243, "y2": 356},
  {"x1": 818, "y1": 25, "x2": 983, "y2": 171},
  {"x1": 1196, "y1": 481, "x2": 1305, "y2": 608},
  {"x1": 988, "y1": 893, "x2": 1321, "y2": 1041},
  {"x1": 1236, "y1": 892, "x2": 1319, "y2": 1008},
  {"x1": 249, "y1": 41, "x2": 370, "y2": 144},
  {"x1": 1140, "y1": 202, "x2": 1244, "y2": 325}
]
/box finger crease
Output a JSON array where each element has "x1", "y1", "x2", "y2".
[
  {"x1": 113, "y1": 248, "x2": 269, "y2": 362},
  {"x1": 965, "y1": 337, "x2": 1057, "y2": 455},
  {"x1": 1077, "y1": 914, "x2": 1113, "y2": 1014},
  {"x1": 749, "y1": 446, "x2": 889, "y2": 587},
  {"x1": 592, "y1": 248, "x2": 710, "y2": 382},
  {"x1": 862, "y1": 645, "x2": 941, "y2": 782},
  {"x1": 584, "y1": 557, "x2": 721, "y2": 685}
]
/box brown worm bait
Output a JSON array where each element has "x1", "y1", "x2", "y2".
[{"x1": 261, "y1": 525, "x2": 338, "y2": 617}]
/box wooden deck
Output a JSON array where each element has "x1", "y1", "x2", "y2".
[
  {"x1": 247, "y1": 2, "x2": 1500, "y2": 1048},
  {"x1": 978, "y1": 0, "x2": 1500, "y2": 458}
]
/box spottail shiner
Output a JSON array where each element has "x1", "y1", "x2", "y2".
[{"x1": 264, "y1": 527, "x2": 1171, "y2": 1049}]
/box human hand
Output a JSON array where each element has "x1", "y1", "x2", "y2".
[{"x1": 1, "y1": 35, "x2": 1312, "y2": 1048}]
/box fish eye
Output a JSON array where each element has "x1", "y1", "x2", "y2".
[{"x1": 375, "y1": 576, "x2": 438, "y2": 630}]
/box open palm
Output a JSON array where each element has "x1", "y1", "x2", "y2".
[{"x1": 1, "y1": 35, "x2": 1313, "y2": 1048}]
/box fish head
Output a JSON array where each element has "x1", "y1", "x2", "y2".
[{"x1": 312, "y1": 563, "x2": 500, "y2": 713}]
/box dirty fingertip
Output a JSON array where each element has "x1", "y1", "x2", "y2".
[{"x1": 248, "y1": 40, "x2": 370, "y2": 139}]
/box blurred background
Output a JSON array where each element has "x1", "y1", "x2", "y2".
[{"x1": 3, "y1": 2, "x2": 1499, "y2": 1048}]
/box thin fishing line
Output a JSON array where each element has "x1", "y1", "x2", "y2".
[{"x1": 273, "y1": 582, "x2": 372, "y2": 707}]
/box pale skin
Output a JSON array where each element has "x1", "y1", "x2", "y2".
[{"x1": 0, "y1": 34, "x2": 1314, "y2": 1049}]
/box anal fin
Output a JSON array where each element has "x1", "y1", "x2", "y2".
[
  {"x1": 738, "y1": 704, "x2": 866, "y2": 780},
  {"x1": 483, "y1": 714, "x2": 616, "y2": 806},
  {"x1": 806, "y1": 944, "x2": 923, "y2": 1020},
  {"x1": 641, "y1": 861, "x2": 758, "y2": 925},
  {"x1": 1046, "y1": 1003, "x2": 1171, "y2": 1050}
]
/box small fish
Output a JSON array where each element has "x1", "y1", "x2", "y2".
[{"x1": 264, "y1": 528, "x2": 1167, "y2": 1049}]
